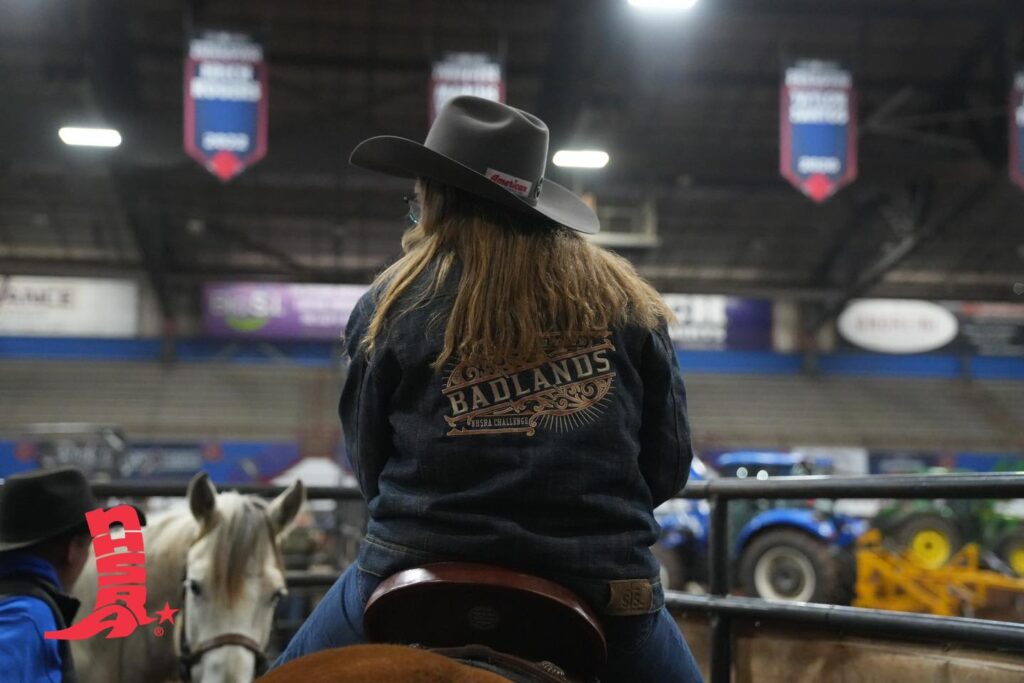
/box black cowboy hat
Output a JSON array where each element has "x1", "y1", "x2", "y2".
[
  {"x1": 350, "y1": 96, "x2": 601, "y2": 235},
  {"x1": 0, "y1": 467, "x2": 145, "y2": 552}
]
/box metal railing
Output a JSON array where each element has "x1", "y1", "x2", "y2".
[
  {"x1": 86, "y1": 473, "x2": 1024, "y2": 682},
  {"x1": 91, "y1": 481, "x2": 364, "y2": 501},
  {"x1": 674, "y1": 472, "x2": 1024, "y2": 682}
]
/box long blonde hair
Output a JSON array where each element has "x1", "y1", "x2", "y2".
[{"x1": 364, "y1": 179, "x2": 673, "y2": 369}]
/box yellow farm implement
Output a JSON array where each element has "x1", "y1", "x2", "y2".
[{"x1": 853, "y1": 528, "x2": 1024, "y2": 617}]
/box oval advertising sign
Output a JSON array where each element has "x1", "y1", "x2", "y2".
[{"x1": 838, "y1": 299, "x2": 959, "y2": 354}]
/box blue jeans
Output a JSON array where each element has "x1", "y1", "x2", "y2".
[{"x1": 274, "y1": 563, "x2": 704, "y2": 682}]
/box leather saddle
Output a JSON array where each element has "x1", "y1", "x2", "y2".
[{"x1": 363, "y1": 563, "x2": 607, "y2": 682}]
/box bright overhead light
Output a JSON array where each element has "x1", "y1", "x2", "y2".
[
  {"x1": 628, "y1": 0, "x2": 699, "y2": 10},
  {"x1": 58, "y1": 127, "x2": 122, "y2": 148},
  {"x1": 552, "y1": 150, "x2": 610, "y2": 169}
]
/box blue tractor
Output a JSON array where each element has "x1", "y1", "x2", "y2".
[{"x1": 654, "y1": 452, "x2": 866, "y2": 604}]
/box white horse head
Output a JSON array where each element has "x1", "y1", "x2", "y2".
[{"x1": 179, "y1": 473, "x2": 305, "y2": 682}]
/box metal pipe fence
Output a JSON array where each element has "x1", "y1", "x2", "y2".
[
  {"x1": 85, "y1": 472, "x2": 1024, "y2": 682},
  {"x1": 677, "y1": 472, "x2": 1024, "y2": 683}
]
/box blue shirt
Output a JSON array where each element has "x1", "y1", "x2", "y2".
[{"x1": 0, "y1": 552, "x2": 66, "y2": 683}]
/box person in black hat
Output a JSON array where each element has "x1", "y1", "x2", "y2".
[
  {"x1": 275, "y1": 96, "x2": 702, "y2": 681},
  {"x1": 0, "y1": 467, "x2": 96, "y2": 682}
]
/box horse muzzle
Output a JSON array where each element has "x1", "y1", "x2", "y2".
[{"x1": 179, "y1": 633, "x2": 269, "y2": 682}]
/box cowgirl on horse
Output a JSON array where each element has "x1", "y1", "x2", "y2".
[{"x1": 274, "y1": 95, "x2": 703, "y2": 682}]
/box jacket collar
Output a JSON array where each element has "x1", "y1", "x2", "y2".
[
  {"x1": 0, "y1": 551, "x2": 80, "y2": 625},
  {"x1": 0, "y1": 551, "x2": 64, "y2": 591}
]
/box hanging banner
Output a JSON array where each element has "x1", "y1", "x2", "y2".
[
  {"x1": 780, "y1": 60, "x2": 857, "y2": 203},
  {"x1": 203, "y1": 282, "x2": 368, "y2": 340},
  {"x1": 429, "y1": 53, "x2": 505, "y2": 124},
  {"x1": 184, "y1": 32, "x2": 268, "y2": 182},
  {"x1": 661, "y1": 295, "x2": 773, "y2": 351},
  {"x1": 1011, "y1": 69, "x2": 1024, "y2": 191}
]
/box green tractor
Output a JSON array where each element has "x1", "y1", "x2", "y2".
[{"x1": 874, "y1": 497, "x2": 1024, "y2": 575}]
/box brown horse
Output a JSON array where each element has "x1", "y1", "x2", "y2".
[{"x1": 260, "y1": 644, "x2": 512, "y2": 683}]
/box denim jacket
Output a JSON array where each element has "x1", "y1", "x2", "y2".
[{"x1": 339, "y1": 265, "x2": 694, "y2": 616}]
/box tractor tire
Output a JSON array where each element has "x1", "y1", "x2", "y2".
[
  {"x1": 999, "y1": 533, "x2": 1024, "y2": 577},
  {"x1": 652, "y1": 543, "x2": 687, "y2": 591},
  {"x1": 892, "y1": 513, "x2": 963, "y2": 570},
  {"x1": 738, "y1": 529, "x2": 846, "y2": 604}
]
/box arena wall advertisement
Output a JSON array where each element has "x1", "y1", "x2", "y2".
[
  {"x1": 0, "y1": 276, "x2": 139, "y2": 337},
  {"x1": 662, "y1": 294, "x2": 773, "y2": 351},
  {"x1": 203, "y1": 284, "x2": 775, "y2": 350},
  {"x1": 0, "y1": 435, "x2": 301, "y2": 483},
  {"x1": 780, "y1": 60, "x2": 858, "y2": 203},
  {"x1": 838, "y1": 298, "x2": 1024, "y2": 357},
  {"x1": 184, "y1": 32, "x2": 268, "y2": 182},
  {"x1": 429, "y1": 53, "x2": 505, "y2": 124},
  {"x1": 202, "y1": 282, "x2": 368, "y2": 341}
]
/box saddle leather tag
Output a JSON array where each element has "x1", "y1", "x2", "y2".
[{"x1": 606, "y1": 579, "x2": 654, "y2": 616}]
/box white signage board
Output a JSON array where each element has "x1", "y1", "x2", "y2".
[
  {"x1": 0, "y1": 276, "x2": 139, "y2": 337},
  {"x1": 837, "y1": 299, "x2": 959, "y2": 354}
]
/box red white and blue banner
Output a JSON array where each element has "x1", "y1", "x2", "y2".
[
  {"x1": 780, "y1": 61, "x2": 858, "y2": 203},
  {"x1": 429, "y1": 53, "x2": 505, "y2": 125},
  {"x1": 184, "y1": 32, "x2": 268, "y2": 182},
  {"x1": 1011, "y1": 69, "x2": 1024, "y2": 191}
]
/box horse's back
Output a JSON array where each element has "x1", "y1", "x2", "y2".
[{"x1": 262, "y1": 644, "x2": 511, "y2": 683}]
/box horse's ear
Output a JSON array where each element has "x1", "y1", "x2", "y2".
[
  {"x1": 188, "y1": 471, "x2": 218, "y2": 525},
  {"x1": 267, "y1": 480, "x2": 305, "y2": 537}
]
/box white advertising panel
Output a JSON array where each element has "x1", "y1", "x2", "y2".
[
  {"x1": 837, "y1": 299, "x2": 959, "y2": 354},
  {"x1": 0, "y1": 276, "x2": 139, "y2": 337}
]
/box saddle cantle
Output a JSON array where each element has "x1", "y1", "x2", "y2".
[{"x1": 363, "y1": 563, "x2": 607, "y2": 681}]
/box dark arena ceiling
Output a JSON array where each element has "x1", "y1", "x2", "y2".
[{"x1": 1, "y1": 0, "x2": 1023, "y2": 325}]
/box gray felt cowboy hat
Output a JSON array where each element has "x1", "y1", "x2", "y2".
[
  {"x1": 0, "y1": 467, "x2": 145, "y2": 551},
  {"x1": 349, "y1": 96, "x2": 601, "y2": 235}
]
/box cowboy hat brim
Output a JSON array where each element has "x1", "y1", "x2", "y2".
[
  {"x1": 0, "y1": 504, "x2": 147, "y2": 552},
  {"x1": 0, "y1": 517, "x2": 89, "y2": 552},
  {"x1": 350, "y1": 135, "x2": 600, "y2": 235}
]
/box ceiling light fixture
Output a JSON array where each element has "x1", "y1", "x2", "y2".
[
  {"x1": 627, "y1": 0, "x2": 699, "y2": 10},
  {"x1": 552, "y1": 150, "x2": 610, "y2": 169},
  {"x1": 58, "y1": 127, "x2": 122, "y2": 147}
]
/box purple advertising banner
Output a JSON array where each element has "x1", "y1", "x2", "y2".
[
  {"x1": 780, "y1": 60, "x2": 858, "y2": 203},
  {"x1": 205, "y1": 284, "x2": 773, "y2": 350},
  {"x1": 203, "y1": 282, "x2": 368, "y2": 340},
  {"x1": 662, "y1": 295, "x2": 773, "y2": 351},
  {"x1": 1011, "y1": 69, "x2": 1024, "y2": 191}
]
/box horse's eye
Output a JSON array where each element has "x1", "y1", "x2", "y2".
[{"x1": 187, "y1": 579, "x2": 203, "y2": 597}]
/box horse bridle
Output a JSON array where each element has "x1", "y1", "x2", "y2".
[
  {"x1": 176, "y1": 510, "x2": 281, "y2": 681},
  {"x1": 177, "y1": 591, "x2": 269, "y2": 681}
]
